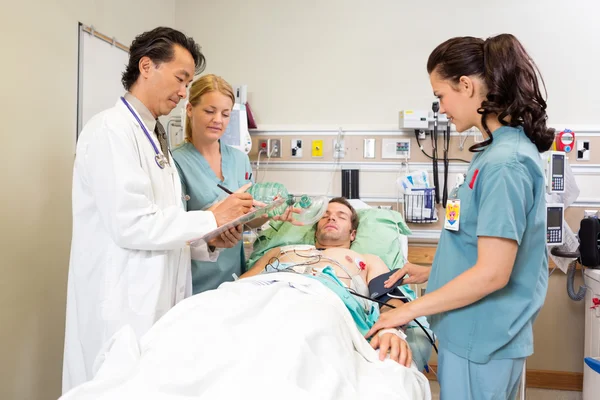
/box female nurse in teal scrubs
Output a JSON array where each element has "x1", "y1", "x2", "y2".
[
  {"x1": 173, "y1": 74, "x2": 262, "y2": 294},
  {"x1": 368, "y1": 34, "x2": 555, "y2": 400}
]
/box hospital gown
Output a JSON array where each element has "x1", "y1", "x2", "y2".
[{"x1": 172, "y1": 140, "x2": 253, "y2": 294}]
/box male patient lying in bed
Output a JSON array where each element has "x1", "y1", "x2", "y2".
[
  {"x1": 242, "y1": 197, "x2": 425, "y2": 368},
  {"x1": 59, "y1": 197, "x2": 432, "y2": 399}
]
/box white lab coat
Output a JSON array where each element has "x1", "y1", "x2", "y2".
[{"x1": 63, "y1": 98, "x2": 219, "y2": 393}]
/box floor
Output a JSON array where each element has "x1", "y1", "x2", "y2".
[{"x1": 429, "y1": 381, "x2": 583, "y2": 400}]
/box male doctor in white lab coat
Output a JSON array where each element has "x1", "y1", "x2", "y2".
[{"x1": 62, "y1": 27, "x2": 254, "y2": 393}]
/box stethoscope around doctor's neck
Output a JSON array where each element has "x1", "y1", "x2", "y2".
[{"x1": 121, "y1": 96, "x2": 169, "y2": 169}]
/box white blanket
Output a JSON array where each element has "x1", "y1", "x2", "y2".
[{"x1": 60, "y1": 273, "x2": 431, "y2": 400}]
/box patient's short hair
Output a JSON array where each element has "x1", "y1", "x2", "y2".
[{"x1": 329, "y1": 197, "x2": 359, "y2": 232}]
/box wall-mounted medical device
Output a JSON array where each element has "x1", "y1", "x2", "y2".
[
  {"x1": 382, "y1": 138, "x2": 411, "y2": 159},
  {"x1": 554, "y1": 129, "x2": 575, "y2": 153},
  {"x1": 546, "y1": 151, "x2": 566, "y2": 193},
  {"x1": 399, "y1": 109, "x2": 449, "y2": 130},
  {"x1": 546, "y1": 203, "x2": 564, "y2": 246},
  {"x1": 220, "y1": 103, "x2": 252, "y2": 154},
  {"x1": 400, "y1": 103, "x2": 451, "y2": 207},
  {"x1": 217, "y1": 84, "x2": 252, "y2": 154}
]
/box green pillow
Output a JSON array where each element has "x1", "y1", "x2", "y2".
[
  {"x1": 351, "y1": 208, "x2": 411, "y2": 270},
  {"x1": 247, "y1": 208, "x2": 411, "y2": 271}
]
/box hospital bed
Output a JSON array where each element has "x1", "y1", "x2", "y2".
[{"x1": 60, "y1": 202, "x2": 433, "y2": 400}]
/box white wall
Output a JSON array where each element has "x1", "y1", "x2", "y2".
[
  {"x1": 175, "y1": 0, "x2": 600, "y2": 130},
  {"x1": 0, "y1": 1, "x2": 177, "y2": 398}
]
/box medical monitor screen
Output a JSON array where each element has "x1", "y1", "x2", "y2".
[
  {"x1": 547, "y1": 207, "x2": 562, "y2": 228},
  {"x1": 221, "y1": 109, "x2": 241, "y2": 147},
  {"x1": 552, "y1": 154, "x2": 564, "y2": 176}
]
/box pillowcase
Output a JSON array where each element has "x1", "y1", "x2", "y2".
[{"x1": 247, "y1": 208, "x2": 411, "y2": 271}]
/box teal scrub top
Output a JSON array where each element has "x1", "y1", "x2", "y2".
[
  {"x1": 172, "y1": 141, "x2": 253, "y2": 294},
  {"x1": 427, "y1": 126, "x2": 548, "y2": 363}
]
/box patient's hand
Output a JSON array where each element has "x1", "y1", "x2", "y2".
[
  {"x1": 369, "y1": 330, "x2": 412, "y2": 368},
  {"x1": 269, "y1": 205, "x2": 305, "y2": 226}
]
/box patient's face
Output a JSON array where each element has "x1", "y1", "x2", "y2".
[{"x1": 316, "y1": 202, "x2": 356, "y2": 246}]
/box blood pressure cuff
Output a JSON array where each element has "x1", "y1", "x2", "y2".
[{"x1": 368, "y1": 270, "x2": 408, "y2": 304}]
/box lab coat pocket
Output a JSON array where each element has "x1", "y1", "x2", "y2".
[{"x1": 127, "y1": 252, "x2": 167, "y2": 316}]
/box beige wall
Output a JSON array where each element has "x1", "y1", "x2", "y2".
[
  {"x1": 175, "y1": 0, "x2": 600, "y2": 129},
  {"x1": 1, "y1": 1, "x2": 176, "y2": 399}
]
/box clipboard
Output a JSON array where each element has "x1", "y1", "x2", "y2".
[{"x1": 188, "y1": 197, "x2": 289, "y2": 244}]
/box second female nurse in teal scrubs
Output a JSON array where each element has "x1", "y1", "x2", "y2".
[
  {"x1": 367, "y1": 34, "x2": 555, "y2": 400},
  {"x1": 173, "y1": 74, "x2": 258, "y2": 294}
]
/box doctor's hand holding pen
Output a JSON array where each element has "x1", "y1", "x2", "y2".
[
  {"x1": 215, "y1": 182, "x2": 303, "y2": 226},
  {"x1": 210, "y1": 183, "x2": 255, "y2": 226}
]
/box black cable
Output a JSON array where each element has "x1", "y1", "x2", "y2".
[
  {"x1": 415, "y1": 132, "x2": 470, "y2": 163},
  {"x1": 431, "y1": 102, "x2": 440, "y2": 204},
  {"x1": 348, "y1": 290, "x2": 438, "y2": 354},
  {"x1": 411, "y1": 317, "x2": 438, "y2": 354},
  {"x1": 442, "y1": 123, "x2": 451, "y2": 208}
]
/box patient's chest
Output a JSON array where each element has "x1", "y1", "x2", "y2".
[{"x1": 275, "y1": 247, "x2": 368, "y2": 286}]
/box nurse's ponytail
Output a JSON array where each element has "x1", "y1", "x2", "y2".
[{"x1": 427, "y1": 34, "x2": 555, "y2": 153}]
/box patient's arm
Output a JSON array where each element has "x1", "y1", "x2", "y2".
[
  {"x1": 362, "y1": 254, "x2": 408, "y2": 314},
  {"x1": 362, "y1": 254, "x2": 391, "y2": 284},
  {"x1": 240, "y1": 247, "x2": 281, "y2": 278}
]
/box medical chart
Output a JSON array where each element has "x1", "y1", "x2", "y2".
[{"x1": 188, "y1": 197, "x2": 288, "y2": 244}]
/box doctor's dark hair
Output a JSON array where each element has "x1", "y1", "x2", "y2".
[
  {"x1": 121, "y1": 27, "x2": 206, "y2": 91},
  {"x1": 427, "y1": 34, "x2": 555, "y2": 153},
  {"x1": 328, "y1": 197, "x2": 359, "y2": 232}
]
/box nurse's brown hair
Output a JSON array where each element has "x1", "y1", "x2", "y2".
[{"x1": 427, "y1": 34, "x2": 555, "y2": 153}]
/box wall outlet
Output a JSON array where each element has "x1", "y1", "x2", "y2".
[
  {"x1": 291, "y1": 138, "x2": 303, "y2": 157},
  {"x1": 577, "y1": 140, "x2": 590, "y2": 161},
  {"x1": 258, "y1": 139, "x2": 269, "y2": 155},
  {"x1": 312, "y1": 140, "x2": 323, "y2": 157},
  {"x1": 363, "y1": 138, "x2": 375, "y2": 159},
  {"x1": 333, "y1": 139, "x2": 345, "y2": 159},
  {"x1": 270, "y1": 138, "x2": 281, "y2": 158}
]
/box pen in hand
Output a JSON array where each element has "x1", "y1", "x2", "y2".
[
  {"x1": 216, "y1": 183, "x2": 265, "y2": 209},
  {"x1": 216, "y1": 183, "x2": 234, "y2": 195}
]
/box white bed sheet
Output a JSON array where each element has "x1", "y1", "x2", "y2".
[{"x1": 61, "y1": 273, "x2": 431, "y2": 400}]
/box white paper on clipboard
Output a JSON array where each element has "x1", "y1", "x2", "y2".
[{"x1": 188, "y1": 198, "x2": 289, "y2": 245}]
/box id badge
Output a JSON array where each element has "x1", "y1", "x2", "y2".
[{"x1": 444, "y1": 199, "x2": 461, "y2": 231}]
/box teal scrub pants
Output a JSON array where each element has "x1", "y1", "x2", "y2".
[{"x1": 438, "y1": 347, "x2": 524, "y2": 400}]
